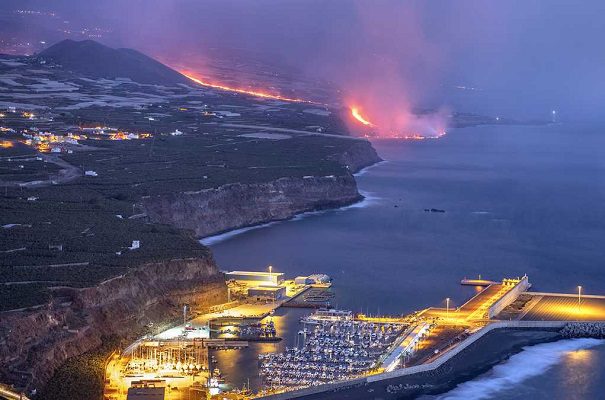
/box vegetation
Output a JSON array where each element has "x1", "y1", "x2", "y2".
[
  {"x1": 0, "y1": 123, "x2": 363, "y2": 310},
  {"x1": 35, "y1": 336, "x2": 119, "y2": 400},
  {"x1": 0, "y1": 55, "x2": 364, "y2": 311}
]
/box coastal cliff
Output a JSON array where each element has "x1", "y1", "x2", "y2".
[
  {"x1": 331, "y1": 140, "x2": 382, "y2": 173},
  {"x1": 142, "y1": 140, "x2": 382, "y2": 238},
  {"x1": 0, "y1": 256, "x2": 227, "y2": 392},
  {"x1": 142, "y1": 175, "x2": 361, "y2": 238},
  {"x1": 0, "y1": 138, "x2": 381, "y2": 395}
]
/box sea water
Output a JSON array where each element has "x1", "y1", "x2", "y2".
[{"x1": 207, "y1": 123, "x2": 605, "y2": 396}]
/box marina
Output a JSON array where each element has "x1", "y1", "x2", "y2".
[
  {"x1": 101, "y1": 271, "x2": 605, "y2": 399},
  {"x1": 258, "y1": 314, "x2": 406, "y2": 390}
]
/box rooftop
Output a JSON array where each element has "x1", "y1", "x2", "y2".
[{"x1": 226, "y1": 271, "x2": 284, "y2": 277}]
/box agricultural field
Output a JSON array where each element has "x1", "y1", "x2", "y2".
[{"x1": 0, "y1": 51, "x2": 363, "y2": 311}]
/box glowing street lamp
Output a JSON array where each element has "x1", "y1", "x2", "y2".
[
  {"x1": 578, "y1": 286, "x2": 582, "y2": 312},
  {"x1": 446, "y1": 298, "x2": 450, "y2": 318}
]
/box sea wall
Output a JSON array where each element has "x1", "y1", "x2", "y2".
[
  {"x1": 488, "y1": 276, "x2": 531, "y2": 318},
  {"x1": 141, "y1": 175, "x2": 363, "y2": 238},
  {"x1": 0, "y1": 256, "x2": 227, "y2": 392}
]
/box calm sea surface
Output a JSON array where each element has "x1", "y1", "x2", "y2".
[{"x1": 208, "y1": 123, "x2": 605, "y2": 397}]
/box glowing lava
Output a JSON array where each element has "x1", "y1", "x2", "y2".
[
  {"x1": 180, "y1": 70, "x2": 314, "y2": 103},
  {"x1": 349, "y1": 106, "x2": 447, "y2": 140},
  {"x1": 350, "y1": 107, "x2": 374, "y2": 126}
]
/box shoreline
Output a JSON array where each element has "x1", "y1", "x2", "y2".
[
  {"x1": 434, "y1": 335, "x2": 605, "y2": 399},
  {"x1": 200, "y1": 160, "x2": 386, "y2": 246},
  {"x1": 200, "y1": 189, "x2": 380, "y2": 246}
]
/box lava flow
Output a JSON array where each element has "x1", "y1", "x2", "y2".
[
  {"x1": 350, "y1": 107, "x2": 374, "y2": 126},
  {"x1": 180, "y1": 70, "x2": 314, "y2": 103},
  {"x1": 349, "y1": 106, "x2": 447, "y2": 140}
]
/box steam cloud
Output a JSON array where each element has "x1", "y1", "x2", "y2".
[{"x1": 13, "y1": 0, "x2": 605, "y2": 123}]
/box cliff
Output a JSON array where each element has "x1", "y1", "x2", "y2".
[
  {"x1": 142, "y1": 140, "x2": 381, "y2": 238},
  {"x1": 0, "y1": 256, "x2": 227, "y2": 392},
  {"x1": 330, "y1": 140, "x2": 382, "y2": 173},
  {"x1": 142, "y1": 175, "x2": 361, "y2": 238},
  {"x1": 0, "y1": 138, "x2": 381, "y2": 394}
]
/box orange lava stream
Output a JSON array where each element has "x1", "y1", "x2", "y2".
[
  {"x1": 180, "y1": 70, "x2": 314, "y2": 103},
  {"x1": 351, "y1": 106, "x2": 447, "y2": 140},
  {"x1": 350, "y1": 107, "x2": 374, "y2": 126}
]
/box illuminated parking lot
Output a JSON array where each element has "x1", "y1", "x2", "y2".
[{"x1": 521, "y1": 295, "x2": 605, "y2": 321}]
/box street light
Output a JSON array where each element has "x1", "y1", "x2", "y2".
[
  {"x1": 446, "y1": 298, "x2": 450, "y2": 318},
  {"x1": 578, "y1": 286, "x2": 582, "y2": 312}
]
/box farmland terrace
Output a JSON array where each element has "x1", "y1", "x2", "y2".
[{"x1": 0, "y1": 48, "x2": 380, "y2": 312}]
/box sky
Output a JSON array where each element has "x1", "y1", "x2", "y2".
[{"x1": 2, "y1": 0, "x2": 605, "y2": 124}]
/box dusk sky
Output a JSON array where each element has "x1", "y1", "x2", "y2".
[{"x1": 3, "y1": 0, "x2": 605, "y2": 121}]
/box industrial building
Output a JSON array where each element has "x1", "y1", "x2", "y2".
[
  {"x1": 226, "y1": 270, "x2": 284, "y2": 285},
  {"x1": 248, "y1": 285, "x2": 286, "y2": 301},
  {"x1": 126, "y1": 380, "x2": 165, "y2": 400}
]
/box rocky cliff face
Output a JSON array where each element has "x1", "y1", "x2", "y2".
[
  {"x1": 142, "y1": 175, "x2": 361, "y2": 238},
  {"x1": 0, "y1": 139, "x2": 381, "y2": 393},
  {"x1": 330, "y1": 140, "x2": 382, "y2": 173},
  {"x1": 0, "y1": 256, "x2": 227, "y2": 391},
  {"x1": 142, "y1": 140, "x2": 382, "y2": 238}
]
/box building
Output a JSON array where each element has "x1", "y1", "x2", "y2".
[
  {"x1": 294, "y1": 274, "x2": 331, "y2": 285},
  {"x1": 127, "y1": 380, "x2": 165, "y2": 400},
  {"x1": 248, "y1": 285, "x2": 286, "y2": 301},
  {"x1": 226, "y1": 270, "x2": 284, "y2": 286}
]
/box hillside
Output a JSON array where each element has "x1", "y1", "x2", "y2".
[{"x1": 37, "y1": 39, "x2": 190, "y2": 85}]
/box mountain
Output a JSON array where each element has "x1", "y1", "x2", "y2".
[{"x1": 37, "y1": 39, "x2": 190, "y2": 85}]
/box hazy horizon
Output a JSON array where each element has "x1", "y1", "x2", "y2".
[{"x1": 2, "y1": 0, "x2": 605, "y2": 125}]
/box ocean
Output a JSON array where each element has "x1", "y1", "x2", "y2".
[{"x1": 207, "y1": 123, "x2": 605, "y2": 398}]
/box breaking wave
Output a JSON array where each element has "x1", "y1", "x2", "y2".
[
  {"x1": 199, "y1": 221, "x2": 280, "y2": 246},
  {"x1": 437, "y1": 338, "x2": 604, "y2": 400},
  {"x1": 353, "y1": 160, "x2": 386, "y2": 177},
  {"x1": 201, "y1": 190, "x2": 380, "y2": 246}
]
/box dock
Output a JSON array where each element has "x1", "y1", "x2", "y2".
[{"x1": 460, "y1": 278, "x2": 499, "y2": 286}]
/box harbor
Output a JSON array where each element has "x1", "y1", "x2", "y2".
[{"x1": 102, "y1": 271, "x2": 605, "y2": 400}]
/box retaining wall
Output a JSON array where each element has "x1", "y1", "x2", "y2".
[{"x1": 488, "y1": 276, "x2": 531, "y2": 319}]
